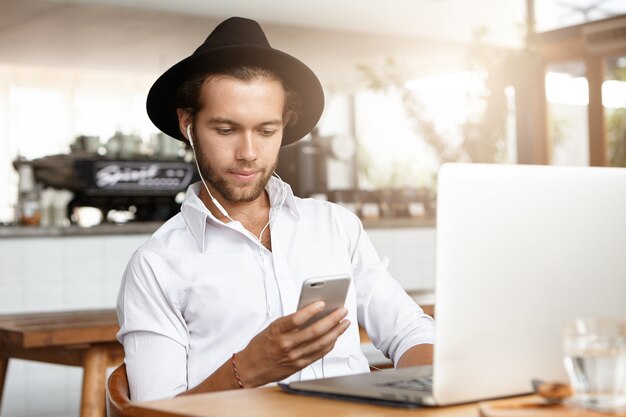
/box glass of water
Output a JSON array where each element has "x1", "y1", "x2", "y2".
[{"x1": 563, "y1": 318, "x2": 626, "y2": 412}]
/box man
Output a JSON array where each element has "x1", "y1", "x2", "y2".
[{"x1": 117, "y1": 17, "x2": 435, "y2": 402}]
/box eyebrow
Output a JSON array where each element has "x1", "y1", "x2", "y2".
[{"x1": 207, "y1": 117, "x2": 283, "y2": 127}]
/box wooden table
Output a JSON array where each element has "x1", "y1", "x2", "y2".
[
  {"x1": 0, "y1": 309, "x2": 123, "y2": 417},
  {"x1": 124, "y1": 386, "x2": 481, "y2": 417}
]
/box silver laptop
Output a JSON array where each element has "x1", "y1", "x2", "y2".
[{"x1": 282, "y1": 163, "x2": 626, "y2": 406}]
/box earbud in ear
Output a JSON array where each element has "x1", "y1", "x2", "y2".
[{"x1": 186, "y1": 124, "x2": 194, "y2": 146}]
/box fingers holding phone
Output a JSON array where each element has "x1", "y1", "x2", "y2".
[
  {"x1": 290, "y1": 307, "x2": 351, "y2": 361},
  {"x1": 289, "y1": 274, "x2": 352, "y2": 361},
  {"x1": 235, "y1": 275, "x2": 352, "y2": 386},
  {"x1": 289, "y1": 301, "x2": 350, "y2": 343}
]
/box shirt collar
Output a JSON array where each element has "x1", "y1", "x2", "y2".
[{"x1": 180, "y1": 176, "x2": 300, "y2": 252}]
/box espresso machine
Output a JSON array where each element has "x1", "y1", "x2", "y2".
[
  {"x1": 18, "y1": 154, "x2": 198, "y2": 223},
  {"x1": 16, "y1": 131, "x2": 200, "y2": 224},
  {"x1": 276, "y1": 133, "x2": 356, "y2": 198}
]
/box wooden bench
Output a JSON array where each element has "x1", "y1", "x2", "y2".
[{"x1": 0, "y1": 309, "x2": 123, "y2": 417}]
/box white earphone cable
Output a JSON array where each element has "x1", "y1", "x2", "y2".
[
  {"x1": 186, "y1": 124, "x2": 288, "y2": 248},
  {"x1": 186, "y1": 124, "x2": 234, "y2": 222}
]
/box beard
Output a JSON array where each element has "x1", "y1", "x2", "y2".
[{"x1": 196, "y1": 151, "x2": 278, "y2": 204}]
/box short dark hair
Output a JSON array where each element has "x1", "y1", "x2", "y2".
[{"x1": 175, "y1": 65, "x2": 301, "y2": 140}]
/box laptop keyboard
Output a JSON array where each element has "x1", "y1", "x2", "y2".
[{"x1": 375, "y1": 375, "x2": 433, "y2": 392}]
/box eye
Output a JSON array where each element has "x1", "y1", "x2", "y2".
[
  {"x1": 259, "y1": 129, "x2": 277, "y2": 137},
  {"x1": 216, "y1": 128, "x2": 234, "y2": 135}
]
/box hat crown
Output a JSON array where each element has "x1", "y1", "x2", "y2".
[
  {"x1": 147, "y1": 16, "x2": 324, "y2": 146},
  {"x1": 195, "y1": 17, "x2": 271, "y2": 54}
]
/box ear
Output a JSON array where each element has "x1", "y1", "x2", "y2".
[{"x1": 176, "y1": 109, "x2": 193, "y2": 143}]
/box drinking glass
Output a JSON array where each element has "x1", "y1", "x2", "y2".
[{"x1": 563, "y1": 318, "x2": 626, "y2": 412}]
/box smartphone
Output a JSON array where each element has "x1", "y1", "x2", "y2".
[{"x1": 296, "y1": 274, "x2": 351, "y2": 330}]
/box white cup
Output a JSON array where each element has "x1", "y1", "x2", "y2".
[
  {"x1": 563, "y1": 318, "x2": 626, "y2": 412},
  {"x1": 73, "y1": 207, "x2": 103, "y2": 228}
]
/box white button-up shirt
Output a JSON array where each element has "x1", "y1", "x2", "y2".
[{"x1": 117, "y1": 177, "x2": 435, "y2": 401}]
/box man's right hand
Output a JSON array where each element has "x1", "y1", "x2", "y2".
[{"x1": 235, "y1": 301, "x2": 350, "y2": 387}]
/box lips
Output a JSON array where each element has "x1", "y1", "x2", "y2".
[{"x1": 229, "y1": 169, "x2": 260, "y2": 182}]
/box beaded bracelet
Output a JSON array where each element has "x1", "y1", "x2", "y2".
[{"x1": 231, "y1": 352, "x2": 244, "y2": 388}]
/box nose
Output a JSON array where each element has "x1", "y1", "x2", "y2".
[{"x1": 236, "y1": 131, "x2": 257, "y2": 162}]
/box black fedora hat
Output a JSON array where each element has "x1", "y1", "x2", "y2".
[{"x1": 146, "y1": 17, "x2": 324, "y2": 146}]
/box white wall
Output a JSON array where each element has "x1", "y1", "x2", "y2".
[{"x1": 368, "y1": 227, "x2": 435, "y2": 291}]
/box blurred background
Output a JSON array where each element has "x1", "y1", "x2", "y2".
[
  {"x1": 0, "y1": 0, "x2": 625, "y2": 416},
  {"x1": 1, "y1": 0, "x2": 626, "y2": 226}
]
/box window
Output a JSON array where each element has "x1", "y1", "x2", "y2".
[{"x1": 0, "y1": 65, "x2": 158, "y2": 223}]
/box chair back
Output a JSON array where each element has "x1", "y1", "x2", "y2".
[{"x1": 106, "y1": 363, "x2": 131, "y2": 417}]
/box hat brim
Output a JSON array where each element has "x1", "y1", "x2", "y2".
[{"x1": 146, "y1": 45, "x2": 324, "y2": 146}]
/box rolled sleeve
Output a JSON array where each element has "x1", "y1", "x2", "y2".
[
  {"x1": 116, "y1": 248, "x2": 190, "y2": 401},
  {"x1": 123, "y1": 331, "x2": 188, "y2": 401},
  {"x1": 336, "y1": 208, "x2": 435, "y2": 365}
]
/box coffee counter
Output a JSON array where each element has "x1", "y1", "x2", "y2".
[
  {"x1": 0, "y1": 217, "x2": 436, "y2": 238},
  {"x1": 0, "y1": 221, "x2": 163, "y2": 238}
]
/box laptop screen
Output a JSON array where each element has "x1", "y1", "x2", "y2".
[{"x1": 433, "y1": 163, "x2": 626, "y2": 405}]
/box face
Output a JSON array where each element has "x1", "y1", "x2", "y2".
[{"x1": 181, "y1": 76, "x2": 285, "y2": 205}]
